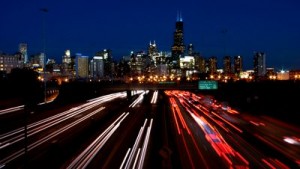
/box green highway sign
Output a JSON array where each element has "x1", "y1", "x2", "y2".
[{"x1": 198, "y1": 80, "x2": 218, "y2": 90}]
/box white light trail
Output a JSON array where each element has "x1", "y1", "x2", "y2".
[
  {"x1": 0, "y1": 92, "x2": 126, "y2": 149},
  {"x1": 67, "y1": 112, "x2": 129, "y2": 169},
  {"x1": 0, "y1": 91, "x2": 127, "y2": 166},
  {"x1": 129, "y1": 91, "x2": 148, "y2": 108},
  {"x1": 121, "y1": 118, "x2": 153, "y2": 169},
  {"x1": 0, "y1": 105, "x2": 24, "y2": 115},
  {"x1": 137, "y1": 119, "x2": 153, "y2": 169},
  {"x1": 0, "y1": 107, "x2": 106, "y2": 166},
  {"x1": 120, "y1": 148, "x2": 131, "y2": 169},
  {"x1": 151, "y1": 90, "x2": 158, "y2": 104}
]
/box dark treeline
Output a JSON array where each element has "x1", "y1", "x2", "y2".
[{"x1": 0, "y1": 68, "x2": 43, "y2": 109}]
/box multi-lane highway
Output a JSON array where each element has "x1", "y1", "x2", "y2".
[{"x1": 0, "y1": 90, "x2": 299, "y2": 168}]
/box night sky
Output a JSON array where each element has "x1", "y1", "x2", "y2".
[{"x1": 1, "y1": 0, "x2": 300, "y2": 69}]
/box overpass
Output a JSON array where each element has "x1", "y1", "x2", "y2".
[{"x1": 102, "y1": 82, "x2": 199, "y2": 91}]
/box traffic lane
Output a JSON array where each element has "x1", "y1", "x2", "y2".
[
  {"x1": 182, "y1": 93, "x2": 290, "y2": 168},
  {"x1": 85, "y1": 91, "x2": 157, "y2": 168},
  {"x1": 185, "y1": 91, "x2": 297, "y2": 168},
  {"x1": 241, "y1": 114, "x2": 300, "y2": 166},
  {"x1": 171, "y1": 91, "x2": 251, "y2": 168},
  {"x1": 168, "y1": 95, "x2": 226, "y2": 169},
  {"x1": 0, "y1": 92, "x2": 128, "y2": 153},
  {"x1": 2, "y1": 95, "x2": 131, "y2": 169},
  {"x1": 0, "y1": 91, "x2": 128, "y2": 134}
]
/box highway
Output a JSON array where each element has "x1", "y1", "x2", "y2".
[{"x1": 0, "y1": 90, "x2": 299, "y2": 168}]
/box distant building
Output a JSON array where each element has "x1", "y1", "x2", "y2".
[
  {"x1": 95, "y1": 49, "x2": 113, "y2": 78},
  {"x1": 253, "y1": 52, "x2": 266, "y2": 77},
  {"x1": 62, "y1": 49, "x2": 72, "y2": 76},
  {"x1": 171, "y1": 12, "x2": 185, "y2": 67},
  {"x1": 76, "y1": 53, "x2": 89, "y2": 79},
  {"x1": 240, "y1": 70, "x2": 254, "y2": 81},
  {"x1": 0, "y1": 53, "x2": 22, "y2": 73},
  {"x1": 277, "y1": 70, "x2": 289, "y2": 80},
  {"x1": 208, "y1": 56, "x2": 217, "y2": 74},
  {"x1": 30, "y1": 53, "x2": 45, "y2": 69},
  {"x1": 180, "y1": 56, "x2": 195, "y2": 78},
  {"x1": 233, "y1": 55, "x2": 242, "y2": 75},
  {"x1": 156, "y1": 64, "x2": 168, "y2": 77},
  {"x1": 148, "y1": 41, "x2": 158, "y2": 56},
  {"x1": 62, "y1": 50, "x2": 71, "y2": 64},
  {"x1": 90, "y1": 56, "x2": 104, "y2": 79},
  {"x1": 187, "y1": 44, "x2": 194, "y2": 56},
  {"x1": 289, "y1": 70, "x2": 300, "y2": 80},
  {"x1": 266, "y1": 68, "x2": 276, "y2": 80},
  {"x1": 129, "y1": 51, "x2": 144, "y2": 76},
  {"x1": 223, "y1": 56, "x2": 231, "y2": 74},
  {"x1": 19, "y1": 43, "x2": 28, "y2": 64},
  {"x1": 180, "y1": 56, "x2": 195, "y2": 70},
  {"x1": 153, "y1": 52, "x2": 168, "y2": 76},
  {"x1": 148, "y1": 41, "x2": 160, "y2": 66},
  {"x1": 194, "y1": 55, "x2": 206, "y2": 73}
]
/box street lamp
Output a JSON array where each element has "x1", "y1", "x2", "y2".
[{"x1": 40, "y1": 8, "x2": 48, "y2": 103}]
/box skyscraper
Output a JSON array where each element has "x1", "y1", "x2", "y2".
[
  {"x1": 76, "y1": 53, "x2": 89, "y2": 79},
  {"x1": 19, "y1": 43, "x2": 28, "y2": 64},
  {"x1": 39, "y1": 53, "x2": 45, "y2": 69},
  {"x1": 208, "y1": 56, "x2": 217, "y2": 74},
  {"x1": 62, "y1": 49, "x2": 72, "y2": 75},
  {"x1": 253, "y1": 52, "x2": 266, "y2": 77},
  {"x1": 223, "y1": 56, "x2": 231, "y2": 74},
  {"x1": 171, "y1": 12, "x2": 185, "y2": 66},
  {"x1": 90, "y1": 56, "x2": 104, "y2": 79},
  {"x1": 195, "y1": 55, "x2": 206, "y2": 73},
  {"x1": 233, "y1": 55, "x2": 243, "y2": 75},
  {"x1": 148, "y1": 41, "x2": 158, "y2": 56},
  {"x1": 62, "y1": 49, "x2": 71, "y2": 64},
  {"x1": 95, "y1": 49, "x2": 113, "y2": 78}
]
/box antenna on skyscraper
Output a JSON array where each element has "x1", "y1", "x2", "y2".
[{"x1": 179, "y1": 11, "x2": 183, "y2": 22}]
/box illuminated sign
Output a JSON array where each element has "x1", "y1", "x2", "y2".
[
  {"x1": 159, "y1": 81, "x2": 175, "y2": 85},
  {"x1": 198, "y1": 80, "x2": 218, "y2": 90}
]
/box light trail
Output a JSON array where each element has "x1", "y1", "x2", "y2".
[
  {"x1": 120, "y1": 118, "x2": 153, "y2": 169},
  {"x1": 0, "y1": 105, "x2": 24, "y2": 115},
  {"x1": 167, "y1": 93, "x2": 209, "y2": 169},
  {"x1": 129, "y1": 91, "x2": 148, "y2": 108},
  {"x1": 120, "y1": 148, "x2": 131, "y2": 169},
  {"x1": 211, "y1": 111, "x2": 243, "y2": 133},
  {"x1": 67, "y1": 112, "x2": 129, "y2": 169},
  {"x1": 262, "y1": 158, "x2": 290, "y2": 169},
  {"x1": 0, "y1": 92, "x2": 127, "y2": 167},
  {"x1": 0, "y1": 92, "x2": 126, "y2": 150},
  {"x1": 190, "y1": 113, "x2": 249, "y2": 168},
  {"x1": 124, "y1": 119, "x2": 148, "y2": 169},
  {"x1": 167, "y1": 90, "x2": 294, "y2": 168},
  {"x1": 0, "y1": 107, "x2": 106, "y2": 166},
  {"x1": 137, "y1": 119, "x2": 153, "y2": 169},
  {"x1": 150, "y1": 90, "x2": 158, "y2": 104}
]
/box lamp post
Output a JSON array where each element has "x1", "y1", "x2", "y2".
[
  {"x1": 221, "y1": 28, "x2": 228, "y2": 57},
  {"x1": 40, "y1": 8, "x2": 48, "y2": 103}
]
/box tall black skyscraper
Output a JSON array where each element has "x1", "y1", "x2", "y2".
[{"x1": 171, "y1": 12, "x2": 185, "y2": 67}]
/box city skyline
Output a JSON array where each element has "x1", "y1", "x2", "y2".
[{"x1": 1, "y1": 0, "x2": 300, "y2": 70}]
